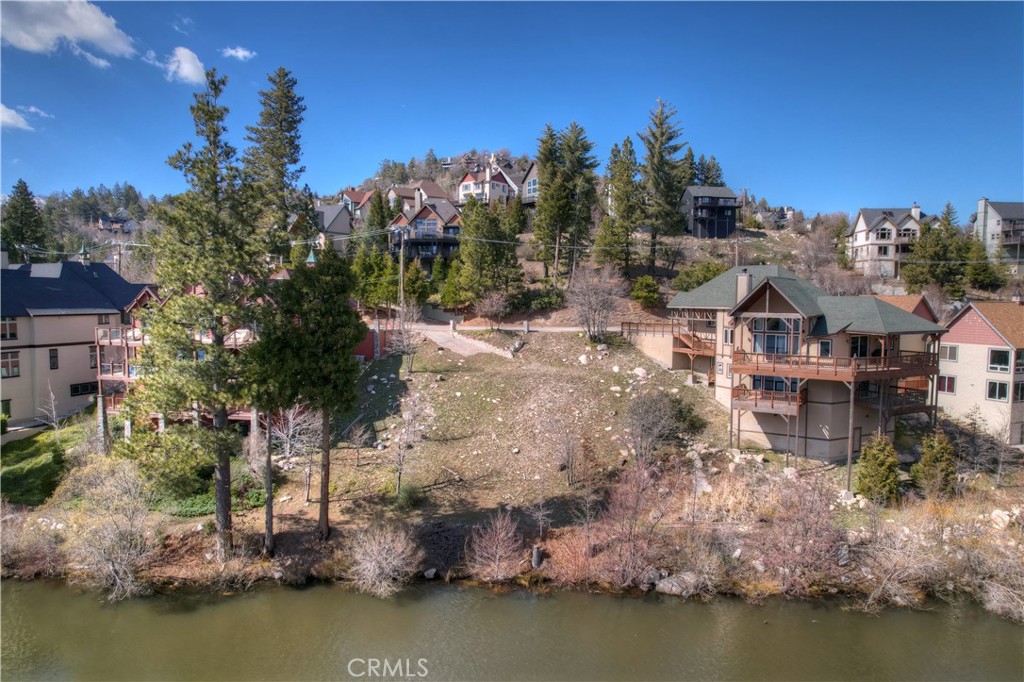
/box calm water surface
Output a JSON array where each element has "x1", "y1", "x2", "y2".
[{"x1": 2, "y1": 580, "x2": 1021, "y2": 681}]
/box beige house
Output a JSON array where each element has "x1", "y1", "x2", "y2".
[
  {"x1": 1, "y1": 260, "x2": 149, "y2": 424},
  {"x1": 848, "y1": 205, "x2": 931, "y2": 279},
  {"x1": 968, "y1": 198, "x2": 1024, "y2": 275},
  {"x1": 627, "y1": 266, "x2": 945, "y2": 462},
  {"x1": 936, "y1": 299, "x2": 1024, "y2": 446}
]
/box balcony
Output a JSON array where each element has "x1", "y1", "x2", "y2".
[
  {"x1": 855, "y1": 385, "x2": 931, "y2": 415},
  {"x1": 99, "y1": 361, "x2": 141, "y2": 380},
  {"x1": 96, "y1": 327, "x2": 147, "y2": 346},
  {"x1": 731, "y1": 350, "x2": 938, "y2": 382},
  {"x1": 621, "y1": 322, "x2": 717, "y2": 356},
  {"x1": 731, "y1": 386, "x2": 807, "y2": 416}
]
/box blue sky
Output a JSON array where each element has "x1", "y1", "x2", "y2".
[{"x1": 1, "y1": 1, "x2": 1021, "y2": 222}]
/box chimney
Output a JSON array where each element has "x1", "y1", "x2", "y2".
[
  {"x1": 415, "y1": 188, "x2": 423, "y2": 212},
  {"x1": 911, "y1": 203, "x2": 921, "y2": 220},
  {"x1": 736, "y1": 268, "x2": 752, "y2": 303}
]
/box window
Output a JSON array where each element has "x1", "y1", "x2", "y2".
[
  {"x1": 1, "y1": 399, "x2": 9, "y2": 417},
  {"x1": 987, "y1": 381, "x2": 1009, "y2": 401},
  {"x1": 988, "y1": 349, "x2": 1011, "y2": 373},
  {"x1": 0, "y1": 316, "x2": 17, "y2": 340},
  {"x1": 877, "y1": 246, "x2": 890, "y2": 257},
  {"x1": 898, "y1": 227, "x2": 916, "y2": 239},
  {"x1": 717, "y1": 362, "x2": 723, "y2": 375},
  {"x1": 850, "y1": 336, "x2": 869, "y2": 357},
  {"x1": 527, "y1": 178, "x2": 538, "y2": 197},
  {"x1": 939, "y1": 344, "x2": 958, "y2": 362},
  {"x1": 819, "y1": 340, "x2": 832, "y2": 357},
  {"x1": 1016, "y1": 349, "x2": 1024, "y2": 373},
  {"x1": 726, "y1": 364, "x2": 733, "y2": 379},
  {"x1": 89, "y1": 345, "x2": 98, "y2": 370},
  {"x1": 1014, "y1": 382, "x2": 1024, "y2": 402},
  {"x1": 1, "y1": 351, "x2": 20, "y2": 378},
  {"x1": 69, "y1": 382, "x2": 99, "y2": 397},
  {"x1": 97, "y1": 314, "x2": 110, "y2": 325},
  {"x1": 876, "y1": 228, "x2": 892, "y2": 240},
  {"x1": 723, "y1": 329, "x2": 733, "y2": 345},
  {"x1": 753, "y1": 376, "x2": 798, "y2": 392},
  {"x1": 49, "y1": 348, "x2": 59, "y2": 370},
  {"x1": 937, "y1": 375, "x2": 956, "y2": 394},
  {"x1": 461, "y1": 183, "x2": 471, "y2": 192}
]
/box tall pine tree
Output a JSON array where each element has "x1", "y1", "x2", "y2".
[
  {"x1": 243, "y1": 67, "x2": 307, "y2": 257},
  {"x1": 595, "y1": 136, "x2": 643, "y2": 275},
  {"x1": 639, "y1": 99, "x2": 688, "y2": 274},
  {"x1": 2, "y1": 179, "x2": 49, "y2": 262},
  {"x1": 142, "y1": 70, "x2": 268, "y2": 561},
  {"x1": 532, "y1": 124, "x2": 569, "y2": 279},
  {"x1": 703, "y1": 155, "x2": 725, "y2": 187}
]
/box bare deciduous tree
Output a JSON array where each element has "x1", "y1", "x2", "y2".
[
  {"x1": 344, "y1": 520, "x2": 424, "y2": 598},
  {"x1": 388, "y1": 303, "x2": 424, "y2": 377},
  {"x1": 466, "y1": 509, "x2": 524, "y2": 582},
  {"x1": 266, "y1": 404, "x2": 322, "y2": 503},
  {"x1": 346, "y1": 421, "x2": 374, "y2": 468},
  {"x1": 793, "y1": 228, "x2": 837, "y2": 280},
  {"x1": 395, "y1": 392, "x2": 429, "y2": 498},
  {"x1": 475, "y1": 290, "x2": 509, "y2": 330},
  {"x1": 623, "y1": 391, "x2": 679, "y2": 467},
  {"x1": 39, "y1": 381, "x2": 62, "y2": 444},
  {"x1": 566, "y1": 265, "x2": 625, "y2": 341},
  {"x1": 526, "y1": 500, "x2": 552, "y2": 542}
]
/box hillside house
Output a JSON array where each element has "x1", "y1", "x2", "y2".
[
  {"x1": 457, "y1": 167, "x2": 513, "y2": 204},
  {"x1": 969, "y1": 198, "x2": 1024, "y2": 275},
  {"x1": 680, "y1": 186, "x2": 739, "y2": 238},
  {"x1": 936, "y1": 299, "x2": 1024, "y2": 446},
  {"x1": 387, "y1": 199, "x2": 462, "y2": 266},
  {"x1": 1, "y1": 258, "x2": 150, "y2": 424},
  {"x1": 288, "y1": 204, "x2": 352, "y2": 253},
  {"x1": 627, "y1": 266, "x2": 945, "y2": 461},
  {"x1": 847, "y1": 205, "x2": 931, "y2": 279}
]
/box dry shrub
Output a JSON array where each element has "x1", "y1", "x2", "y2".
[
  {"x1": 465, "y1": 510, "x2": 524, "y2": 582},
  {"x1": 975, "y1": 548, "x2": 1024, "y2": 623},
  {"x1": 52, "y1": 456, "x2": 153, "y2": 600},
  {"x1": 691, "y1": 471, "x2": 779, "y2": 523},
  {"x1": 344, "y1": 520, "x2": 424, "y2": 598},
  {"x1": 671, "y1": 527, "x2": 727, "y2": 597},
  {"x1": 757, "y1": 474, "x2": 843, "y2": 596},
  {"x1": 1, "y1": 500, "x2": 64, "y2": 579},
  {"x1": 544, "y1": 527, "x2": 597, "y2": 586}
]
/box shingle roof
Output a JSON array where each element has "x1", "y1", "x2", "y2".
[
  {"x1": 410, "y1": 180, "x2": 449, "y2": 199},
  {"x1": 872, "y1": 294, "x2": 936, "y2": 321},
  {"x1": 972, "y1": 301, "x2": 1024, "y2": 348},
  {"x1": 849, "y1": 208, "x2": 931, "y2": 236},
  {"x1": 989, "y1": 202, "x2": 1024, "y2": 222},
  {"x1": 1, "y1": 262, "x2": 147, "y2": 317},
  {"x1": 684, "y1": 185, "x2": 737, "y2": 199},
  {"x1": 809, "y1": 296, "x2": 945, "y2": 337},
  {"x1": 426, "y1": 198, "x2": 461, "y2": 224},
  {"x1": 667, "y1": 265, "x2": 799, "y2": 309}
]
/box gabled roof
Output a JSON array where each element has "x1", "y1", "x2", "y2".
[
  {"x1": 988, "y1": 202, "x2": 1024, "y2": 222},
  {"x1": 849, "y1": 208, "x2": 930, "y2": 236},
  {"x1": 683, "y1": 185, "x2": 737, "y2": 199},
  {"x1": 389, "y1": 186, "x2": 417, "y2": 200},
  {"x1": 808, "y1": 296, "x2": 946, "y2": 337},
  {"x1": 341, "y1": 188, "x2": 370, "y2": 204},
  {"x1": 318, "y1": 205, "x2": 350, "y2": 233},
  {"x1": 872, "y1": 294, "x2": 937, "y2": 322},
  {"x1": 735, "y1": 276, "x2": 825, "y2": 317},
  {"x1": 667, "y1": 265, "x2": 799, "y2": 309},
  {"x1": 410, "y1": 180, "x2": 449, "y2": 199},
  {"x1": 968, "y1": 301, "x2": 1024, "y2": 348},
  {"x1": 1, "y1": 262, "x2": 147, "y2": 317},
  {"x1": 355, "y1": 191, "x2": 376, "y2": 210},
  {"x1": 460, "y1": 170, "x2": 511, "y2": 185}
]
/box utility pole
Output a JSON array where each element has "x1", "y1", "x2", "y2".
[{"x1": 398, "y1": 227, "x2": 406, "y2": 311}]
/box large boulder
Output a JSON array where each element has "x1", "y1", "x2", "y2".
[{"x1": 656, "y1": 572, "x2": 700, "y2": 597}]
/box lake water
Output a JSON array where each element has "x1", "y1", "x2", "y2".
[{"x1": 2, "y1": 580, "x2": 1021, "y2": 681}]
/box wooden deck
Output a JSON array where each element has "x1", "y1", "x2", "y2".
[
  {"x1": 731, "y1": 386, "x2": 807, "y2": 416},
  {"x1": 732, "y1": 351, "x2": 937, "y2": 382}
]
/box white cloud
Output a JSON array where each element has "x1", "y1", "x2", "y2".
[
  {"x1": 17, "y1": 105, "x2": 55, "y2": 120},
  {"x1": 144, "y1": 47, "x2": 206, "y2": 85},
  {"x1": 0, "y1": 1, "x2": 135, "y2": 67},
  {"x1": 173, "y1": 16, "x2": 194, "y2": 36},
  {"x1": 221, "y1": 46, "x2": 256, "y2": 61},
  {"x1": 1, "y1": 104, "x2": 34, "y2": 131}
]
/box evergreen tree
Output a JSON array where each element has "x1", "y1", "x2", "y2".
[
  {"x1": 439, "y1": 258, "x2": 471, "y2": 308},
  {"x1": 249, "y1": 247, "x2": 366, "y2": 541},
  {"x1": 596, "y1": 137, "x2": 643, "y2": 275},
  {"x1": 912, "y1": 430, "x2": 957, "y2": 498},
  {"x1": 404, "y1": 258, "x2": 431, "y2": 306},
  {"x1": 360, "y1": 191, "x2": 392, "y2": 250},
  {"x1": 423, "y1": 148, "x2": 442, "y2": 180},
  {"x1": 243, "y1": 67, "x2": 307, "y2": 256},
  {"x1": 680, "y1": 147, "x2": 696, "y2": 189},
  {"x1": 2, "y1": 179, "x2": 49, "y2": 262},
  {"x1": 430, "y1": 255, "x2": 449, "y2": 294},
  {"x1": 703, "y1": 155, "x2": 724, "y2": 187},
  {"x1": 452, "y1": 197, "x2": 522, "y2": 299},
  {"x1": 533, "y1": 124, "x2": 570, "y2": 279},
  {"x1": 964, "y1": 235, "x2": 1007, "y2": 291},
  {"x1": 639, "y1": 99, "x2": 688, "y2": 274},
  {"x1": 560, "y1": 122, "x2": 599, "y2": 280},
  {"x1": 855, "y1": 434, "x2": 901, "y2": 505},
  {"x1": 694, "y1": 154, "x2": 708, "y2": 186},
  {"x1": 902, "y1": 202, "x2": 969, "y2": 298},
  {"x1": 630, "y1": 275, "x2": 661, "y2": 308},
  {"x1": 141, "y1": 70, "x2": 268, "y2": 560}
]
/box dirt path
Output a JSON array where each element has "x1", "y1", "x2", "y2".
[{"x1": 421, "y1": 328, "x2": 505, "y2": 357}]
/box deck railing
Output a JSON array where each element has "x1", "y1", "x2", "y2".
[
  {"x1": 731, "y1": 386, "x2": 807, "y2": 411},
  {"x1": 732, "y1": 350, "x2": 937, "y2": 377}
]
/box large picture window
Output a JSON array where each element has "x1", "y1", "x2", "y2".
[
  {"x1": 989, "y1": 349, "x2": 1011, "y2": 373},
  {"x1": 937, "y1": 376, "x2": 956, "y2": 394},
  {"x1": 987, "y1": 381, "x2": 1009, "y2": 402}
]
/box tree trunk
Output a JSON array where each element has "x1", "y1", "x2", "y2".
[
  {"x1": 648, "y1": 231, "x2": 657, "y2": 275},
  {"x1": 213, "y1": 405, "x2": 233, "y2": 562},
  {"x1": 263, "y1": 411, "x2": 274, "y2": 557},
  {"x1": 318, "y1": 407, "x2": 331, "y2": 541}
]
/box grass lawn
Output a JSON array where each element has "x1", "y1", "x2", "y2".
[{"x1": 1, "y1": 418, "x2": 90, "y2": 506}]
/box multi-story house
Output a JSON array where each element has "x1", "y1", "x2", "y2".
[
  {"x1": 387, "y1": 198, "x2": 462, "y2": 267},
  {"x1": 847, "y1": 205, "x2": 931, "y2": 279},
  {"x1": 969, "y1": 198, "x2": 1024, "y2": 275},
  {"x1": 935, "y1": 298, "x2": 1024, "y2": 446},
  {"x1": 340, "y1": 187, "x2": 371, "y2": 216},
  {"x1": 1, "y1": 256, "x2": 149, "y2": 424},
  {"x1": 288, "y1": 204, "x2": 352, "y2": 254},
  {"x1": 519, "y1": 161, "x2": 539, "y2": 206},
  {"x1": 680, "y1": 186, "x2": 739, "y2": 238},
  {"x1": 387, "y1": 181, "x2": 450, "y2": 214},
  {"x1": 457, "y1": 166, "x2": 513, "y2": 204},
  {"x1": 627, "y1": 265, "x2": 945, "y2": 462}
]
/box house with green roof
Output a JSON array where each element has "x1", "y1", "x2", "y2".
[{"x1": 628, "y1": 266, "x2": 946, "y2": 464}]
